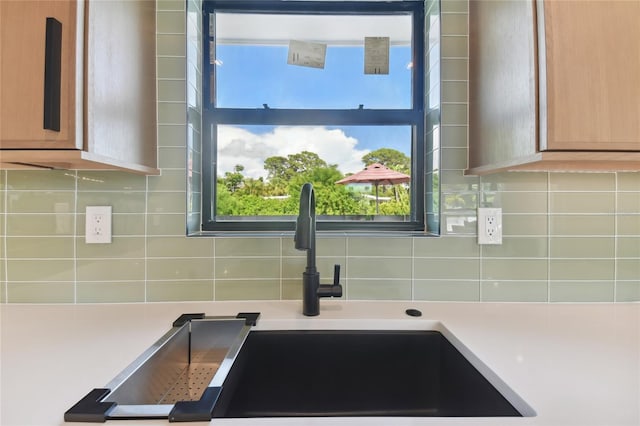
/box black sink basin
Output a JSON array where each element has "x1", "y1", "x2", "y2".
[{"x1": 213, "y1": 330, "x2": 523, "y2": 418}]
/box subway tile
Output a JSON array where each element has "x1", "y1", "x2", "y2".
[
  {"x1": 215, "y1": 258, "x2": 278, "y2": 280},
  {"x1": 616, "y1": 259, "x2": 640, "y2": 280},
  {"x1": 158, "y1": 57, "x2": 187, "y2": 80},
  {"x1": 76, "y1": 237, "x2": 146, "y2": 259},
  {"x1": 282, "y1": 279, "x2": 303, "y2": 300},
  {"x1": 440, "y1": 126, "x2": 469, "y2": 149},
  {"x1": 158, "y1": 80, "x2": 187, "y2": 102},
  {"x1": 550, "y1": 259, "x2": 614, "y2": 281},
  {"x1": 494, "y1": 192, "x2": 548, "y2": 214},
  {"x1": 440, "y1": 214, "x2": 477, "y2": 236},
  {"x1": 348, "y1": 258, "x2": 412, "y2": 280},
  {"x1": 414, "y1": 280, "x2": 479, "y2": 301},
  {"x1": 215, "y1": 279, "x2": 280, "y2": 300},
  {"x1": 147, "y1": 236, "x2": 214, "y2": 258},
  {"x1": 7, "y1": 282, "x2": 74, "y2": 303},
  {"x1": 76, "y1": 281, "x2": 145, "y2": 303},
  {"x1": 157, "y1": 11, "x2": 185, "y2": 33},
  {"x1": 482, "y1": 259, "x2": 547, "y2": 281},
  {"x1": 77, "y1": 171, "x2": 146, "y2": 191},
  {"x1": 550, "y1": 237, "x2": 615, "y2": 259},
  {"x1": 148, "y1": 169, "x2": 186, "y2": 192},
  {"x1": 550, "y1": 193, "x2": 615, "y2": 214},
  {"x1": 158, "y1": 147, "x2": 187, "y2": 169},
  {"x1": 158, "y1": 0, "x2": 185, "y2": 11},
  {"x1": 0, "y1": 216, "x2": 4, "y2": 258},
  {"x1": 549, "y1": 172, "x2": 615, "y2": 191},
  {"x1": 440, "y1": 13, "x2": 468, "y2": 35},
  {"x1": 482, "y1": 237, "x2": 547, "y2": 258},
  {"x1": 7, "y1": 192, "x2": 75, "y2": 214},
  {"x1": 617, "y1": 237, "x2": 640, "y2": 258},
  {"x1": 617, "y1": 215, "x2": 640, "y2": 236},
  {"x1": 415, "y1": 258, "x2": 479, "y2": 280},
  {"x1": 549, "y1": 215, "x2": 614, "y2": 236},
  {"x1": 441, "y1": 0, "x2": 468, "y2": 14},
  {"x1": 216, "y1": 237, "x2": 280, "y2": 257},
  {"x1": 6, "y1": 170, "x2": 76, "y2": 190},
  {"x1": 441, "y1": 81, "x2": 468, "y2": 104},
  {"x1": 346, "y1": 279, "x2": 412, "y2": 300},
  {"x1": 441, "y1": 192, "x2": 476, "y2": 212},
  {"x1": 441, "y1": 147, "x2": 468, "y2": 170},
  {"x1": 147, "y1": 214, "x2": 187, "y2": 236},
  {"x1": 441, "y1": 104, "x2": 467, "y2": 126},
  {"x1": 6, "y1": 237, "x2": 74, "y2": 259},
  {"x1": 147, "y1": 280, "x2": 214, "y2": 302},
  {"x1": 617, "y1": 192, "x2": 640, "y2": 214},
  {"x1": 347, "y1": 237, "x2": 412, "y2": 257},
  {"x1": 550, "y1": 281, "x2": 614, "y2": 303},
  {"x1": 147, "y1": 192, "x2": 186, "y2": 214},
  {"x1": 502, "y1": 214, "x2": 547, "y2": 236},
  {"x1": 77, "y1": 259, "x2": 145, "y2": 281},
  {"x1": 157, "y1": 34, "x2": 187, "y2": 56},
  {"x1": 481, "y1": 172, "x2": 548, "y2": 191},
  {"x1": 148, "y1": 258, "x2": 213, "y2": 280},
  {"x1": 158, "y1": 104, "x2": 187, "y2": 126},
  {"x1": 441, "y1": 36, "x2": 468, "y2": 58},
  {"x1": 441, "y1": 58, "x2": 468, "y2": 80},
  {"x1": 7, "y1": 213, "x2": 74, "y2": 236},
  {"x1": 481, "y1": 281, "x2": 548, "y2": 302},
  {"x1": 617, "y1": 172, "x2": 640, "y2": 191},
  {"x1": 616, "y1": 282, "x2": 640, "y2": 302},
  {"x1": 158, "y1": 124, "x2": 187, "y2": 147},
  {"x1": 7, "y1": 259, "x2": 75, "y2": 282},
  {"x1": 414, "y1": 235, "x2": 478, "y2": 257}
]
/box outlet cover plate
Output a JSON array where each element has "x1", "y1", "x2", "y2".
[
  {"x1": 478, "y1": 207, "x2": 502, "y2": 245},
  {"x1": 85, "y1": 206, "x2": 112, "y2": 244}
]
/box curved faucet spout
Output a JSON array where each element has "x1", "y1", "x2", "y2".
[
  {"x1": 294, "y1": 183, "x2": 342, "y2": 316},
  {"x1": 295, "y1": 183, "x2": 316, "y2": 270}
]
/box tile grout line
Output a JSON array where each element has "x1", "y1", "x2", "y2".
[
  {"x1": 3, "y1": 171, "x2": 8, "y2": 303},
  {"x1": 546, "y1": 172, "x2": 551, "y2": 303},
  {"x1": 613, "y1": 173, "x2": 618, "y2": 302},
  {"x1": 73, "y1": 171, "x2": 78, "y2": 304}
]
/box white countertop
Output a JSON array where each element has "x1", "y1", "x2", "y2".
[{"x1": 1, "y1": 301, "x2": 639, "y2": 426}]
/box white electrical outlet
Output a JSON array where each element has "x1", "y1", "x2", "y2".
[
  {"x1": 478, "y1": 208, "x2": 502, "y2": 245},
  {"x1": 85, "y1": 206, "x2": 112, "y2": 244}
]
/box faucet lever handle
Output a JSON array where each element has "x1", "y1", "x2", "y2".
[{"x1": 333, "y1": 264, "x2": 341, "y2": 286}]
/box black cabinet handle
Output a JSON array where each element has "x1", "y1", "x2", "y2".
[{"x1": 43, "y1": 17, "x2": 62, "y2": 131}]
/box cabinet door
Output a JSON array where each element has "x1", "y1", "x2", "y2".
[
  {"x1": 543, "y1": 0, "x2": 640, "y2": 151},
  {"x1": 0, "y1": 0, "x2": 80, "y2": 149}
]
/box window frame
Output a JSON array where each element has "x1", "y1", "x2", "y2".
[{"x1": 201, "y1": 0, "x2": 427, "y2": 234}]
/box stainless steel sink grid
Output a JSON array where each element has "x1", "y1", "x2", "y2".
[{"x1": 64, "y1": 313, "x2": 257, "y2": 422}]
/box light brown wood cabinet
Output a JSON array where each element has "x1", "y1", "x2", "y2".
[
  {"x1": 467, "y1": 0, "x2": 640, "y2": 175},
  {"x1": 0, "y1": 0, "x2": 158, "y2": 175}
]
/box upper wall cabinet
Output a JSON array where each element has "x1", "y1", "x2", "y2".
[
  {"x1": 467, "y1": 0, "x2": 640, "y2": 175},
  {"x1": 0, "y1": 0, "x2": 158, "y2": 175}
]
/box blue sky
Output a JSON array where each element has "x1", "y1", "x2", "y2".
[{"x1": 215, "y1": 44, "x2": 412, "y2": 178}]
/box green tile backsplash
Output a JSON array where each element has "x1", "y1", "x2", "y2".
[{"x1": 1, "y1": 0, "x2": 639, "y2": 304}]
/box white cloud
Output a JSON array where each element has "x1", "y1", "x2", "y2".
[{"x1": 217, "y1": 125, "x2": 369, "y2": 179}]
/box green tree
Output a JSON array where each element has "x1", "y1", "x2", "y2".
[
  {"x1": 264, "y1": 151, "x2": 328, "y2": 182},
  {"x1": 222, "y1": 164, "x2": 245, "y2": 193},
  {"x1": 362, "y1": 148, "x2": 410, "y2": 173}
]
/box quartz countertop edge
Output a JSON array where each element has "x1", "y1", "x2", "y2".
[{"x1": 1, "y1": 300, "x2": 638, "y2": 426}]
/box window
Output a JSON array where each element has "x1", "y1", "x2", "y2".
[{"x1": 201, "y1": 0, "x2": 431, "y2": 233}]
